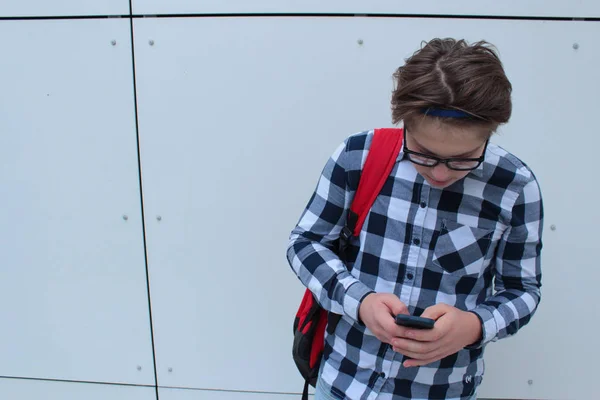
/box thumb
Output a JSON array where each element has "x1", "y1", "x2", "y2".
[
  {"x1": 421, "y1": 303, "x2": 451, "y2": 320},
  {"x1": 380, "y1": 294, "x2": 408, "y2": 316}
]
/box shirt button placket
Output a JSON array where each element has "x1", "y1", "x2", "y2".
[
  {"x1": 373, "y1": 350, "x2": 394, "y2": 395},
  {"x1": 405, "y1": 190, "x2": 429, "y2": 291}
]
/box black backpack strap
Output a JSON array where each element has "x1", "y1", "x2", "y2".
[{"x1": 302, "y1": 379, "x2": 310, "y2": 400}]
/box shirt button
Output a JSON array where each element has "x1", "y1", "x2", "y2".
[
  {"x1": 406, "y1": 273, "x2": 414, "y2": 280},
  {"x1": 413, "y1": 238, "x2": 420, "y2": 245},
  {"x1": 420, "y1": 201, "x2": 426, "y2": 208}
]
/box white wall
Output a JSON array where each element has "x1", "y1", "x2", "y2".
[
  {"x1": 0, "y1": 18, "x2": 155, "y2": 386},
  {"x1": 0, "y1": 0, "x2": 128, "y2": 17},
  {"x1": 0, "y1": 379, "x2": 155, "y2": 400},
  {"x1": 131, "y1": 0, "x2": 600, "y2": 18},
  {"x1": 1, "y1": 2, "x2": 598, "y2": 400}
]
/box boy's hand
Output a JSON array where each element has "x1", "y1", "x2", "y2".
[
  {"x1": 390, "y1": 303, "x2": 482, "y2": 367},
  {"x1": 358, "y1": 293, "x2": 409, "y2": 344}
]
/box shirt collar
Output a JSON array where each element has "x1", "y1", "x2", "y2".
[
  {"x1": 396, "y1": 136, "x2": 407, "y2": 163},
  {"x1": 470, "y1": 157, "x2": 485, "y2": 177}
]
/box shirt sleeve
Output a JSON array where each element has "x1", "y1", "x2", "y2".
[
  {"x1": 286, "y1": 138, "x2": 374, "y2": 322},
  {"x1": 470, "y1": 172, "x2": 544, "y2": 346}
]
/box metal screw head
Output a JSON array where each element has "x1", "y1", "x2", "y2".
[
  {"x1": 149, "y1": 40, "x2": 155, "y2": 46},
  {"x1": 111, "y1": 40, "x2": 117, "y2": 46},
  {"x1": 122, "y1": 215, "x2": 128, "y2": 221},
  {"x1": 156, "y1": 216, "x2": 162, "y2": 221},
  {"x1": 528, "y1": 379, "x2": 533, "y2": 385},
  {"x1": 573, "y1": 43, "x2": 579, "y2": 50},
  {"x1": 137, "y1": 366, "x2": 142, "y2": 371},
  {"x1": 357, "y1": 39, "x2": 364, "y2": 45},
  {"x1": 550, "y1": 224, "x2": 556, "y2": 231}
]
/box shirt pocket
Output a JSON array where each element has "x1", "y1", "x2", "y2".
[{"x1": 432, "y1": 219, "x2": 494, "y2": 276}]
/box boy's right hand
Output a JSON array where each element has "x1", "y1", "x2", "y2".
[{"x1": 358, "y1": 293, "x2": 408, "y2": 344}]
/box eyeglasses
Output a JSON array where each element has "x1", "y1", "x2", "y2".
[{"x1": 403, "y1": 133, "x2": 488, "y2": 171}]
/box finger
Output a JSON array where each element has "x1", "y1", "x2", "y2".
[
  {"x1": 401, "y1": 326, "x2": 444, "y2": 342},
  {"x1": 367, "y1": 317, "x2": 388, "y2": 343},
  {"x1": 389, "y1": 323, "x2": 410, "y2": 339},
  {"x1": 382, "y1": 315, "x2": 420, "y2": 341},
  {"x1": 391, "y1": 338, "x2": 437, "y2": 359},
  {"x1": 393, "y1": 349, "x2": 427, "y2": 360},
  {"x1": 380, "y1": 294, "x2": 408, "y2": 316},
  {"x1": 373, "y1": 309, "x2": 399, "y2": 343},
  {"x1": 421, "y1": 303, "x2": 450, "y2": 320},
  {"x1": 379, "y1": 315, "x2": 403, "y2": 344},
  {"x1": 393, "y1": 347, "x2": 438, "y2": 361},
  {"x1": 403, "y1": 354, "x2": 444, "y2": 368}
]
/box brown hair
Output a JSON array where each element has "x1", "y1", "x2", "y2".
[{"x1": 391, "y1": 38, "x2": 512, "y2": 132}]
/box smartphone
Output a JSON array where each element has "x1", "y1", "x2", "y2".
[{"x1": 395, "y1": 314, "x2": 435, "y2": 330}]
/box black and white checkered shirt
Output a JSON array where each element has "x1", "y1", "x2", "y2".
[{"x1": 287, "y1": 129, "x2": 543, "y2": 400}]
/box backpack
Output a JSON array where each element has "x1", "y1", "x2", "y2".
[{"x1": 292, "y1": 128, "x2": 404, "y2": 399}]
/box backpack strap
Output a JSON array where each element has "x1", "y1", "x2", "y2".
[{"x1": 341, "y1": 128, "x2": 404, "y2": 241}]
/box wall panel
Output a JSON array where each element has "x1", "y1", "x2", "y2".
[
  {"x1": 134, "y1": 16, "x2": 598, "y2": 399},
  {"x1": 0, "y1": 378, "x2": 156, "y2": 400},
  {"x1": 132, "y1": 0, "x2": 600, "y2": 18},
  {"x1": 0, "y1": 0, "x2": 128, "y2": 17},
  {"x1": 0, "y1": 19, "x2": 155, "y2": 385}
]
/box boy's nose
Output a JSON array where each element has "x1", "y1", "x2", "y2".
[{"x1": 431, "y1": 163, "x2": 452, "y2": 181}]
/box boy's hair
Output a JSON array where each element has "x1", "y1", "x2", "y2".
[{"x1": 391, "y1": 38, "x2": 512, "y2": 133}]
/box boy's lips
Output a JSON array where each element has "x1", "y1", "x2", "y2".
[{"x1": 426, "y1": 176, "x2": 452, "y2": 187}]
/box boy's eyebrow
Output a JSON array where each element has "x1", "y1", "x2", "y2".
[{"x1": 412, "y1": 137, "x2": 484, "y2": 158}]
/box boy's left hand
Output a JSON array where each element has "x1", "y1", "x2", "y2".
[{"x1": 391, "y1": 303, "x2": 482, "y2": 367}]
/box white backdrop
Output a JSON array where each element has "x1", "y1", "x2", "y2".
[{"x1": 0, "y1": 3, "x2": 598, "y2": 400}]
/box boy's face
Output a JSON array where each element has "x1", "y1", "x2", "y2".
[{"x1": 405, "y1": 117, "x2": 490, "y2": 189}]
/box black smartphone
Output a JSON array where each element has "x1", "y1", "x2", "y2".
[{"x1": 395, "y1": 314, "x2": 435, "y2": 329}]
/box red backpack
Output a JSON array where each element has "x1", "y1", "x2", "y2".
[{"x1": 292, "y1": 128, "x2": 404, "y2": 399}]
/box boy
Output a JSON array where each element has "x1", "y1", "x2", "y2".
[{"x1": 287, "y1": 38, "x2": 543, "y2": 400}]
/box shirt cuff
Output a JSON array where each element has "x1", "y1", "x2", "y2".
[
  {"x1": 343, "y1": 281, "x2": 375, "y2": 322},
  {"x1": 467, "y1": 307, "x2": 498, "y2": 348}
]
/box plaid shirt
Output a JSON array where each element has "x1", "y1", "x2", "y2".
[{"x1": 287, "y1": 129, "x2": 543, "y2": 400}]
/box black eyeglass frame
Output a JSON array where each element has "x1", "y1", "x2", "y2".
[{"x1": 403, "y1": 133, "x2": 488, "y2": 171}]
